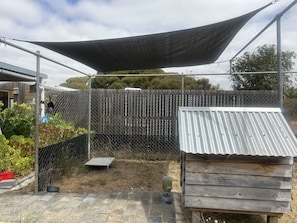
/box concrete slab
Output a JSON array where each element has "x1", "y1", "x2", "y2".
[
  {"x1": 0, "y1": 179, "x2": 16, "y2": 189},
  {"x1": 84, "y1": 157, "x2": 115, "y2": 170}
]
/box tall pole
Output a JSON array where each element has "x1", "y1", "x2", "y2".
[
  {"x1": 87, "y1": 76, "x2": 92, "y2": 160},
  {"x1": 230, "y1": 0, "x2": 297, "y2": 63},
  {"x1": 34, "y1": 51, "x2": 41, "y2": 193},
  {"x1": 277, "y1": 17, "x2": 282, "y2": 110},
  {"x1": 181, "y1": 74, "x2": 184, "y2": 106},
  {"x1": 40, "y1": 82, "x2": 45, "y2": 117}
]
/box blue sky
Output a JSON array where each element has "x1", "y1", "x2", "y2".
[{"x1": 0, "y1": 0, "x2": 296, "y2": 88}]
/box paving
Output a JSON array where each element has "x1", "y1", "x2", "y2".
[{"x1": 0, "y1": 190, "x2": 186, "y2": 223}]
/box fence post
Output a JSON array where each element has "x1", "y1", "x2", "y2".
[
  {"x1": 277, "y1": 17, "x2": 283, "y2": 110},
  {"x1": 87, "y1": 76, "x2": 92, "y2": 160},
  {"x1": 34, "y1": 51, "x2": 41, "y2": 193},
  {"x1": 181, "y1": 74, "x2": 184, "y2": 106}
]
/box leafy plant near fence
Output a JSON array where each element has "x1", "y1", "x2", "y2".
[
  {"x1": 0, "y1": 103, "x2": 34, "y2": 139},
  {"x1": 0, "y1": 135, "x2": 34, "y2": 176},
  {"x1": 37, "y1": 122, "x2": 87, "y2": 147},
  {"x1": 0, "y1": 103, "x2": 88, "y2": 176},
  {"x1": 9, "y1": 135, "x2": 34, "y2": 157}
]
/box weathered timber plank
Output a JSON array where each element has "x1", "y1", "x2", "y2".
[
  {"x1": 186, "y1": 161, "x2": 292, "y2": 177},
  {"x1": 267, "y1": 216, "x2": 279, "y2": 223},
  {"x1": 185, "y1": 154, "x2": 293, "y2": 165},
  {"x1": 184, "y1": 195, "x2": 291, "y2": 214},
  {"x1": 192, "y1": 211, "x2": 204, "y2": 223},
  {"x1": 184, "y1": 185, "x2": 292, "y2": 202},
  {"x1": 185, "y1": 172, "x2": 292, "y2": 189},
  {"x1": 180, "y1": 152, "x2": 185, "y2": 187},
  {"x1": 188, "y1": 208, "x2": 282, "y2": 217}
]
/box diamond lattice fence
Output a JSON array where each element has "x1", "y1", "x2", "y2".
[{"x1": 44, "y1": 88, "x2": 297, "y2": 161}]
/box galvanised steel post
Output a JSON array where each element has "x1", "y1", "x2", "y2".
[
  {"x1": 87, "y1": 75, "x2": 92, "y2": 160},
  {"x1": 277, "y1": 17, "x2": 282, "y2": 110},
  {"x1": 34, "y1": 51, "x2": 41, "y2": 193}
]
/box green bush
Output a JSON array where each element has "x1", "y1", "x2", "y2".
[
  {"x1": 37, "y1": 123, "x2": 78, "y2": 147},
  {"x1": 0, "y1": 103, "x2": 34, "y2": 139},
  {"x1": 9, "y1": 135, "x2": 34, "y2": 157},
  {"x1": 0, "y1": 103, "x2": 89, "y2": 177},
  {"x1": 0, "y1": 135, "x2": 12, "y2": 172},
  {"x1": 0, "y1": 135, "x2": 34, "y2": 176},
  {"x1": 0, "y1": 103, "x2": 87, "y2": 140},
  {"x1": 37, "y1": 112, "x2": 90, "y2": 147},
  {"x1": 48, "y1": 113, "x2": 74, "y2": 127}
]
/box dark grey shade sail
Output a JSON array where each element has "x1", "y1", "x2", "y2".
[{"x1": 26, "y1": 5, "x2": 269, "y2": 73}]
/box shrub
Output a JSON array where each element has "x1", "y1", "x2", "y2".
[
  {"x1": 37, "y1": 123, "x2": 78, "y2": 147},
  {"x1": 9, "y1": 135, "x2": 34, "y2": 157},
  {"x1": 0, "y1": 135, "x2": 34, "y2": 176},
  {"x1": 48, "y1": 113, "x2": 74, "y2": 127},
  {"x1": 37, "y1": 112, "x2": 90, "y2": 147},
  {"x1": 0, "y1": 103, "x2": 34, "y2": 139},
  {"x1": 0, "y1": 103, "x2": 87, "y2": 147},
  {"x1": 0, "y1": 103, "x2": 89, "y2": 176}
]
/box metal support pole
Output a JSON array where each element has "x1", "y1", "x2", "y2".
[
  {"x1": 230, "y1": 0, "x2": 297, "y2": 62},
  {"x1": 40, "y1": 82, "x2": 45, "y2": 117},
  {"x1": 0, "y1": 38, "x2": 89, "y2": 76},
  {"x1": 181, "y1": 74, "x2": 184, "y2": 106},
  {"x1": 277, "y1": 17, "x2": 283, "y2": 110},
  {"x1": 34, "y1": 51, "x2": 41, "y2": 193},
  {"x1": 87, "y1": 76, "x2": 92, "y2": 160}
]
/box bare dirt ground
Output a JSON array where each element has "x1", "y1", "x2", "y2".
[{"x1": 54, "y1": 159, "x2": 181, "y2": 194}]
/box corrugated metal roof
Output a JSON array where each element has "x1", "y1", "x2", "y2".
[
  {"x1": 0, "y1": 61, "x2": 48, "y2": 81},
  {"x1": 178, "y1": 107, "x2": 297, "y2": 157}
]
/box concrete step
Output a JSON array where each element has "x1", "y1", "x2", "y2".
[{"x1": 0, "y1": 179, "x2": 16, "y2": 189}]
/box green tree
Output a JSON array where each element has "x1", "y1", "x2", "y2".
[
  {"x1": 230, "y1": 44, "x2": 296, "y2": 90},
  {"x1": 92, "y1": 76, "x2": 121, "y2": 88},
  {"x1": 60, "y1": 76, "x2": 89, "y2": 90},
  {"x1": 91, "y1": 69, "x2": 218, "y2": 90}
]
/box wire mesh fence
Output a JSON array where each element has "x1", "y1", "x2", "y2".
[
  {"x1": 44, "y1": 85, "x2": 297, "y2": 161},
  {"x1": 38, "y1": 134, "x2": 87, "y2": 191},
  {"x1": 46, "y1": 90, "x2": 89, "y2": 128}
]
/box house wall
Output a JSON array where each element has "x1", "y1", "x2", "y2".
[
  {"x1": 181, "y1": 153, "x2": 293, "y2": 216},
  {"x1": 0, "y1": 83, "x2": 36, "y2": 107}
]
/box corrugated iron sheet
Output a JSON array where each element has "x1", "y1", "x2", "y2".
[
  {"x1": 0, "y1": 61, "x2": 48, "y2": 81},
  {"x1": 178, "y1": 107, "x2": 297, "y2": 157}
]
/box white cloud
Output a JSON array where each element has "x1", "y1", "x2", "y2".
[
  {"x1": 0, "y1": 0, "x2": 296, "y2": 88},
  {"x1": 0, "y1": 1, "x2": 45, "y2": 27}
]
